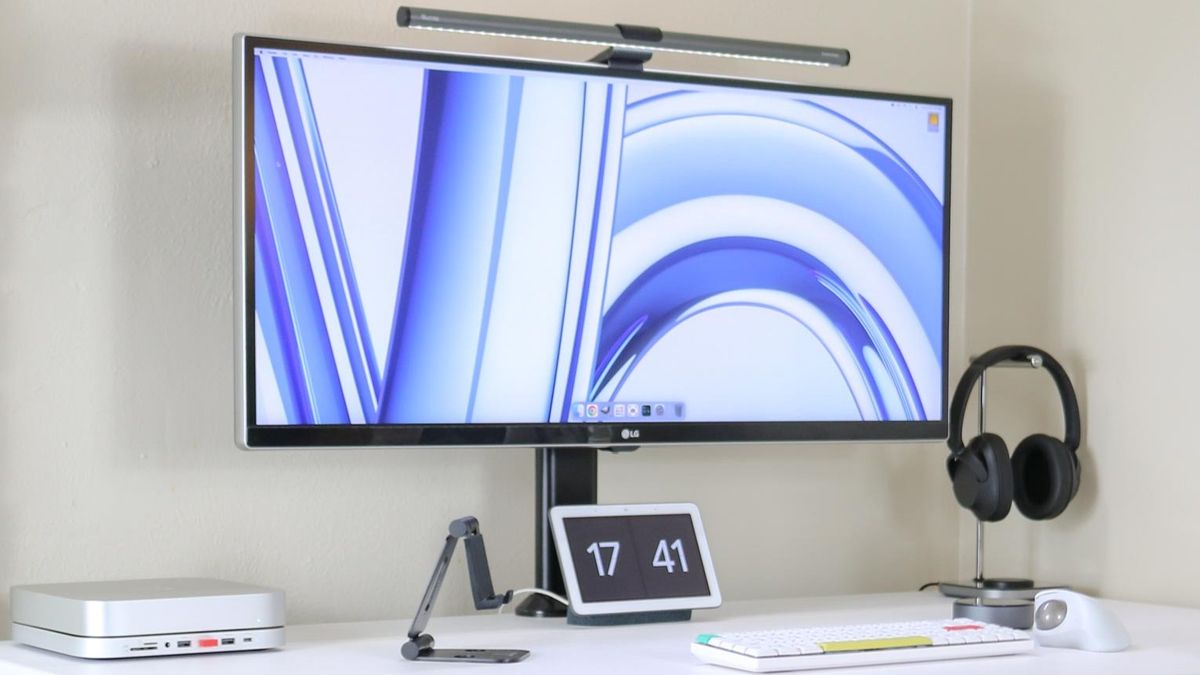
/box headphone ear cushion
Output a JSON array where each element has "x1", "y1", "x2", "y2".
[
  {"x1": 1012, "y1": 433, "x2": 1078, "y2": 520},
  {"x1": 952, "y1": 433, "x2": 1013, "y2": 522}
]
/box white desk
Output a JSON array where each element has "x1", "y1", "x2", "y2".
[{"x1": 2, "y1": 592, "x2": 1198, "y2": 674}]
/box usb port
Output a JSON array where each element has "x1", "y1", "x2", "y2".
[
  {"x1": 221, "y1": 638, "x2": 235, "y2": 645},
  {"x1": 177, "y1": 640, "x2": 192, "y2": 648}
]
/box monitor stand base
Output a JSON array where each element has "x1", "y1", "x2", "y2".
[{"x1": 515, "y1": 592, "x2": 567, "y2": 618}]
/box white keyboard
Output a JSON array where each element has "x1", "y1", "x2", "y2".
[{"x1": 691, "y1": 618, "x2": 1033, "y2": 672}]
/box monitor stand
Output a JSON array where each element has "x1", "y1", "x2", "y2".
[{"x1": 515, "y1": 446, "x2": 633, "y2": 618}]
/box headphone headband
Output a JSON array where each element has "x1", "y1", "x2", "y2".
[{"x1": 947, "y1": 345, "x2": 1081, "y2": 456}]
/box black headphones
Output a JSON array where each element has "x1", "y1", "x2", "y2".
[{"x1": 947, "y1": 345, "x2": 1082, "y2": 522}]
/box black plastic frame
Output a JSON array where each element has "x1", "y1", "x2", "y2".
[{"x1": 238, "y1": 35, "x2": 952, "y2": 450}]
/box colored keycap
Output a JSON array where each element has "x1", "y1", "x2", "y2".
[{"x1": 819, "y1": 636, "x2": 933, "y2": 652}]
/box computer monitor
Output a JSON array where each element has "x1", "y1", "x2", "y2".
[
  {"x1": 235, "y1": 36, "x2": 951, "y2": 450},
  {"x1": 234, "y1": 34, "x2": 951, "y2": 614}
]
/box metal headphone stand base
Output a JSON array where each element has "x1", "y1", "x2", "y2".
[{"x1": 936, "y1": 354, "x2": 1069, "y2": 603}]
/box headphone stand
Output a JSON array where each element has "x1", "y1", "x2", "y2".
[{"x1": 936, "y1": 354, "x2": 1068, "y2": 603}]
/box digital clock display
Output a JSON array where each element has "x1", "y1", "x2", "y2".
[{"x1": 561, "y1": 514, "x2": 711, "y2": 603}]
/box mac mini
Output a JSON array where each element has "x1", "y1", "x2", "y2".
[{"x1": 10, "y1": 577, "x2": 285, "y2": 659}]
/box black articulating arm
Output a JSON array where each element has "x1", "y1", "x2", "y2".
[{"x1": 401, "y1": 517, "x2": 529, "y2": 664}]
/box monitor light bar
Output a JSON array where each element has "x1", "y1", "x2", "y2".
[{"x1": 396, "y1": 6, "x2": 850, "y2": 68}]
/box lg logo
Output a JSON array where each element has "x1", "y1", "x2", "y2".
[{"x1": 621, "y1": 428, "x2": 641, "y2": 440}]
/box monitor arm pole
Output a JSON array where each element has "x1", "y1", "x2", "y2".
[
  {"x1": 516, "y1": 446, "x2": 636, "y2": 618},
  {"x1": 515, "y1": 448, "x2": 595, "y2": 617}
]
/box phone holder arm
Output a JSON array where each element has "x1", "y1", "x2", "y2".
[
  {"x1": 402, "y1": 516, "x2": 522, "y2": 662},
  {"x1": 457, "y1": 517, "x2": 514, "y2": 610}
]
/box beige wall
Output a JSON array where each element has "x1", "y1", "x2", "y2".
[
  {"x1": 0, "y1": 1, "x2": 970, "y2": 636},
  {"x1": 963, "y1": 0, "x2": 1200, "y2": 605}
]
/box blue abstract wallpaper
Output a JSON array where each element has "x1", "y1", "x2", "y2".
[{"x1": 251, "y1": 48, "x2": 947, "y2": 426}]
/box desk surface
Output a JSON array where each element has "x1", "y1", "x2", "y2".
[{"x1": 2, "y1": 591, "x2": 1199, "y2": 674}]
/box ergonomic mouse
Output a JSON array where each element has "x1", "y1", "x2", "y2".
[{"x1": 1033, "y1": 589, "x2": 1130, "y2": 652}]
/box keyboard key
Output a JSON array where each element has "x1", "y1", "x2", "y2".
[{"x1": 819, "y1": 636, "x2": 932, "y2": 652}]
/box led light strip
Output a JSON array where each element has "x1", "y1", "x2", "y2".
[{"x1": 396, "y1": 6, "x2": 849, "y2": 68}]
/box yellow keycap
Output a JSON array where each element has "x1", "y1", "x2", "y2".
[{"x1": 818, "y1": 636, "x2": 933, "y2": 652}]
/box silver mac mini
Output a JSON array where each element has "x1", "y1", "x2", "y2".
[{"x1": 10, "y1": 577, "x2": 285, "y2": 659}]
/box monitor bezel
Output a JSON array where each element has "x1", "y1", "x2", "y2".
[{"x1": 235, "y1": 34, "x2": 952, "y2": 449}]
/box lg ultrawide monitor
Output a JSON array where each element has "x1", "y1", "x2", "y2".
[{"x1": 235, "y1": 35, "x2": 951, "y2": 449}]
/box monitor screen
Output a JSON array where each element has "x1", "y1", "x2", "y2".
[{"x1": 236, "y1": 36, "x2": 950, "y2": 448}]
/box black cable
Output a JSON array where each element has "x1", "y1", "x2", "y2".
[{"x1": 918, "y1": 582, "x2": 939, "y2": 591}]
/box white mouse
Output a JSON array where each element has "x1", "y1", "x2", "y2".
[{"x1": 1033, "y1": 589, "x2": 1130, "y2": 652}]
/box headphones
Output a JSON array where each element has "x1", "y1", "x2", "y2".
[{"x1": 947, "y1": 345, "x2": 1082, "y2": 522}]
